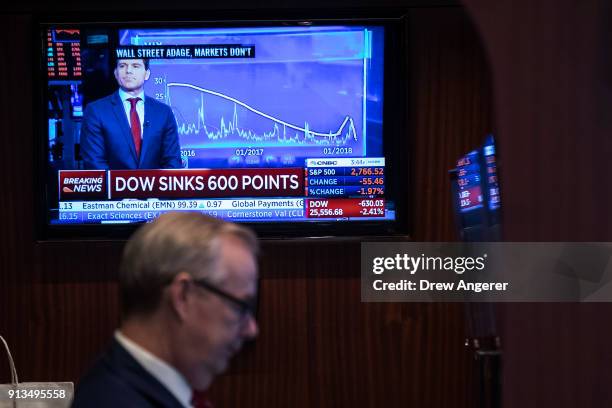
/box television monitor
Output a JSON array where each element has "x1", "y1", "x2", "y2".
[
  {"x1": 36, "y1": 17, "x2": 408, "y2": 239},
  {"x1": 449, "y1": 134, "x2": 501, "y2": 241}
]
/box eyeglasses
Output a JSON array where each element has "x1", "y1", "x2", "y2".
[{"x1": 192, "y1": 278, "x2": 257, "y2": 320}]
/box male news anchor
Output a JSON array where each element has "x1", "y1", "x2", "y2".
[
  {"x1": 80, "y1": 58, "x2": 182, "y2": 169},
  {"x1": 72, "y1": 213, "x2": 259, "y2": 407}
]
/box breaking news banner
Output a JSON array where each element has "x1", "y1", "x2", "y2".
[
  {"x1": 59, "y1": 168, "x2": 304, "y2": 200},
  {"x1": 361, "y1": 243, "x2": 612, "y2": 302}
]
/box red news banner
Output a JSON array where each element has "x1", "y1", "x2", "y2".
[{"x1": 59, "y1": 168, "x2": 304, "y2": 200}]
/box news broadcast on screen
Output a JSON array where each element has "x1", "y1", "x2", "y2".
[{"x1": 42, "y1": 21, "x2": 406, "y2": 237}]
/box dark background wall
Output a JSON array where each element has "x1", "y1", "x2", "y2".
[
  {"x1": 0, "y1": 4, "x2": 495, "y2": 407},
  {"x1": 463, "y1": 1, "x2": 612, "y2": 406}
]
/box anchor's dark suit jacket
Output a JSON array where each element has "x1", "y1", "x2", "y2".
[
  {"x1": 72, "y1": 339, "x2": 185, "y2": 408},
  {"x1": 80, "y1": 91, "x2": 181, "y2": 170}
]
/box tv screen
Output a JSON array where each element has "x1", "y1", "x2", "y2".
[
  {"x1": 38, "y1": 18, "x2": 407, "y2": 239},
  {"x1": 449, "y1": 134, "x2": 501, "y2": 241}
]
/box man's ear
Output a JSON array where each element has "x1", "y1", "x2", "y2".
[
  {"x1": 144, "y1": 69, "x2": 151, "y2": 81},
  {"x1": 167, "y1": 272, "x2": 192, "y2": 321}
]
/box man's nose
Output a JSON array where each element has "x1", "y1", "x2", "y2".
[{"x1": 241, "y1": 314, "x2": 258, "y2": 340}]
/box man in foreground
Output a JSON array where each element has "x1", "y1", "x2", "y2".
[{"x1": 73, "y1": 212, "x2": 259, "y2": 407}]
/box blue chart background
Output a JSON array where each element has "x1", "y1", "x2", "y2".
[{"x1": 119, "y1": 26, "x2": 385, "y2": 168}]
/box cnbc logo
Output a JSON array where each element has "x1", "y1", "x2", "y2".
[{"x1": 59, "y1": 170, "x2": 107, "y2": 199}]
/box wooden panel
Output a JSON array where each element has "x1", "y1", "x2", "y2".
[
  {"x1": 463, "y1": 0, "x2": 612, "y2": 406},
  {"x1": 209, "y1": 277, "x2": 310, "y2": 407},
  {"x1": 3, "y1": 0, "x2": 459, "y2": 13},
  {"x1": 409, "y1": 7, "x2": 495, "y2": 241},
  {"x1": 308, "y1": 279, "x2": 472, "y2": 407}
]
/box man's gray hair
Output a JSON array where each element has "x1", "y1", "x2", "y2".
[{"x1": 119, "y1": 212, "x2": 258, "y2": 318}]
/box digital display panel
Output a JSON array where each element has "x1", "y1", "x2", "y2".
[
  {"x1": 46, "y1": 28, "x2": 82, "y2": 80},
  {"x1": 456, "y1": 149, "x2": 483, "y2": 213},
  {"x1": 450, "y1": 134, "x2": 501, "y2": 242},
  {"x1": 483, "y1": 134, "x2": 500, "y2": 211},
  {"x1": 40, "y1": 21, "x2": 402, "y2": 236}
]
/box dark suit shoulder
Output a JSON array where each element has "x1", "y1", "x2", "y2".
[
  {"x1": 145, "y1": 96, "x2": 173, "y2": 114},
  {"x1": 85, "y1": 92, "x2": 119, "y2": 111},
  {"x1": 73, "y1": 340, "x2": 184, "y2": 408},
  {"x1": 73, "y1": 355, "x2": 155, "y2": 407}
]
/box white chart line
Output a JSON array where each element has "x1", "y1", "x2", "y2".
[{"x1": 167, "y1": 82, "x2": 357, "y2": 140}]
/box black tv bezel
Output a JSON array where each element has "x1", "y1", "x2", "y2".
[{"x1": 34, "y1": 14, "x2": 411, "y2": 241}]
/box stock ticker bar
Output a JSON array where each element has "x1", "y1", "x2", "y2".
[
  {"x1": 56, "y1": 198, "x2": 307, "y2": 223},
  {"x1": 55, "y1": 159, "x2": 389, "y2": 224}
]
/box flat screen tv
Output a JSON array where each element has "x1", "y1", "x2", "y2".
[{"x1": 36, "y1": 16, "x2": 409, "y2": 239}]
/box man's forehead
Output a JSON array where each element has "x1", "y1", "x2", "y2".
[{"x1": 218, "y1": 235, "x2": 257, "y2": 283}]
